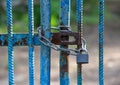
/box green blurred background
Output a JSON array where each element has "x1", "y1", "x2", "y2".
[{"x1": 0, "y1": 0, "x2": 116, "y2": 33}]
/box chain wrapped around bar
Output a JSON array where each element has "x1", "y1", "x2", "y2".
[{"x1": 37, "y1": 26, "x2": 87, "y2": 56}]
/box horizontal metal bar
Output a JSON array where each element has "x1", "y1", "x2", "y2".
[
  {"x1": 0, "y1": 33, "x2": 41, "y2": 46},
  {"x1": 0, "y1": 32, "x2": 80, "y2": 46}
]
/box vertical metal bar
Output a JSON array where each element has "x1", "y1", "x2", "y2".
[
  {"x1": 6, "y1": 0, "x2": 14, "y2": 85},
  {"x1": 60, "y1": 0, "x2": 70, "y2": 85},
  {"x1": 40, "y1": 0, "x2": 51, "y2": 85},
  {"x1": 77, "y1": 0, "x2": 83, "y2": 85},
  {"x1": 98, "y1": 0, "x2": 104, "y2": 85},
  {"x1": 28, "y1": 0, "x2": 35, "y2": 84}
]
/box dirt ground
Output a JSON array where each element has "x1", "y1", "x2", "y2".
[{"x1": 0, "y1": 19, "x2": 120, "y2": 85}]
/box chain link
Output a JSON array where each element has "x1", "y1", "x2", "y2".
[{"x1": 37, "y1": 26, "x2": 87, "y2": 56}]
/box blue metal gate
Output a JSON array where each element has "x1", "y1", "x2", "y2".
[{"x1": 0, "y1": 0, "x2": 104, "y2": 85}]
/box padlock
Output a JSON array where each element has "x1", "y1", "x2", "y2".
[{"x1": 76, "y1": 49, "x2": 89, "y2": 64}]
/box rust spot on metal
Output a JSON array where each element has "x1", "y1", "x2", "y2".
[
  {"x1": 60, "y1": 64, "x2": 68, "y2": 77},
  {"x1": 51, "y1": 32, "x2": 79, "y2": 45},
  {"x1": 22, "y1": 38, "x2": 27, "y2": 45},
  {"x1": 0, "y1": 40, "x2": 8, "y2": 46},
  {"x1": 4, "y1": 40, "x2": 8, "y2": 45},
  {"x1": 60, "y1": 50, "x2": 69, "y2": 77},
  {"x1": 61, "y1": 49, "x2": 69, "y2": 56},
  {"x1": 14, "y1": 37, "x2": 27, "y2": 46},
  {"x1": 0, "y1": 40, "x2": 2, "y2": 45}
]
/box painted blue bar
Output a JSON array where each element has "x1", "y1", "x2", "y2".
[
  {"x1": 0, "y1": 34, "x2": 41, "y2": 46},
  {"x1": 28, "y1": 0, "x2": 35, "y2": 84},
  {"x1": 40, "y1": 0, "x2": 51, "y2": 85},
  {"x1": 6, "y1": 0, "x2": 14, "y2": 84},
  {"x1": 60, "y1": 0, "x2": 70, "y2": 85},
  {"x1": 99, "y1": 0, "x2": 104, "y2": 85},
  {"x1": 77, "y1": 0, "x2": 83, "y2": 85},
  {"x1": 77, "y1": 0, "x2": 83, "y2": 24}
]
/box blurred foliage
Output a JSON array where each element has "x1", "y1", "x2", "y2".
[{"x1": 0, "y1": 0, "x2": 113, "y2": 33}]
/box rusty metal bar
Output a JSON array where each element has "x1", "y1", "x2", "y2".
[
  {"x1": 77, "y1": 0, "x2": 83, "y2": 84},
  {"x1": 0, "y1": 32, "x2": 79, "y2": 46},
  {"x1": 51, "y1": 32, "x2": 79, "y2": 45},
  {"x1": 59, "y1": 0, "x2": 71, "y2": 85},
  {"x1": 0, "y1": 34, "x2": 40, "y2": 46}
]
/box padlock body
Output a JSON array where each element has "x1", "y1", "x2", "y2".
[{"x1": 76, "y1": 53, "x2": 89, "y2": 64}]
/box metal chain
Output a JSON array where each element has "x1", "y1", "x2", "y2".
[{"x1": 37, "y1": 26, "x2": 87, "y2": 56}]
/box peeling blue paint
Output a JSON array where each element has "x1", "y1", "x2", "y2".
[
  {"x1": 40, "y1": 0, "x2": 51, "y2": 85},
  {"x1": 60, "y1": 0, "x2": 70, "y2": 85},
  {"x1": 0, "y1": 34, "x2": 41, "y2": 46}
]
